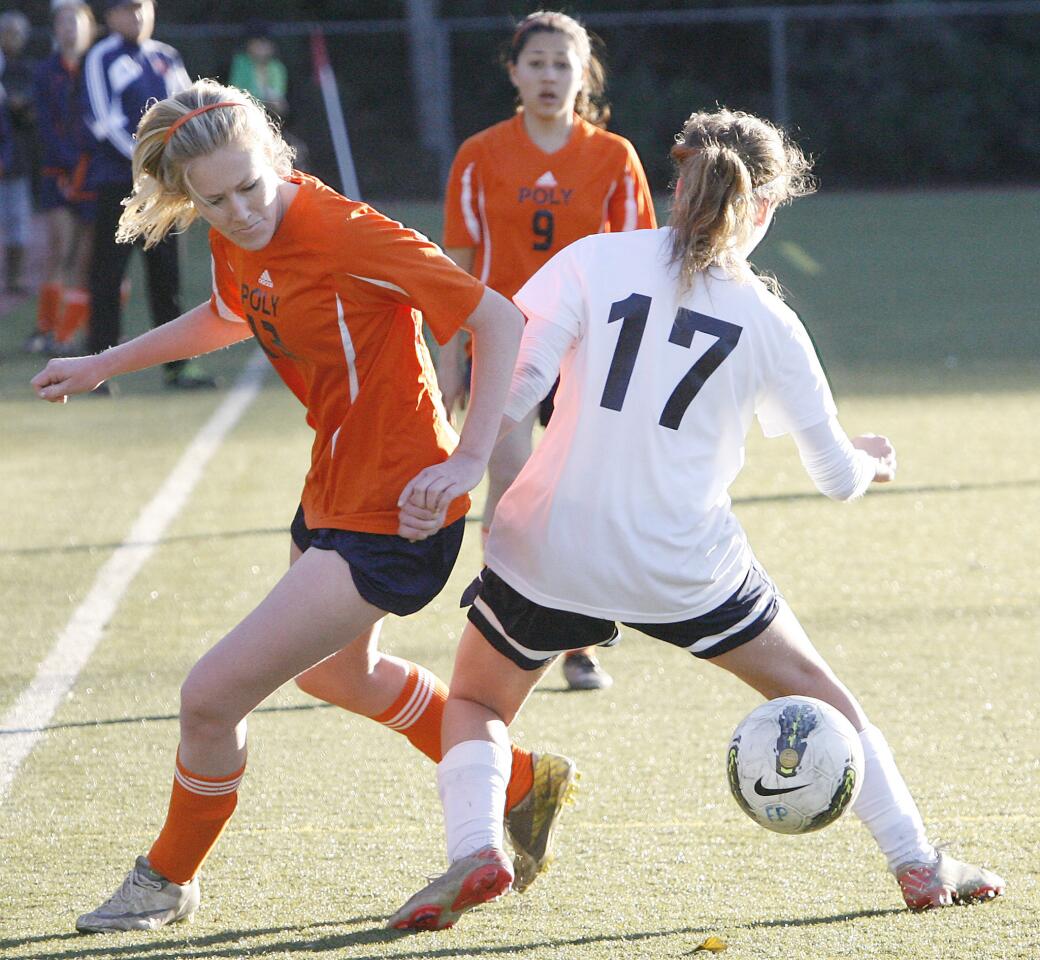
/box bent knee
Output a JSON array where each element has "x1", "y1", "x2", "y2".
[
  {"x1": 294, "y1": 645, "x2": 378, "y2": 703},
  {"x1": 179, "y1": 673, "x2": 236, "y2": 737}
]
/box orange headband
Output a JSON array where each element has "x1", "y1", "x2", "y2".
[
  {"x1": 670, "y1": 144, "x2": 699, "y2": 163},
  {"x1": 163, "y1": 102, "x2": 243, "y2": 144}
]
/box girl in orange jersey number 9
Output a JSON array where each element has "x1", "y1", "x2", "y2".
[
  {"x1": 438, "y1": 10, "x2": 657, "y2": 691},
  {"x1": 30, "y1": 79, "x2": 562, "y2": 934}
]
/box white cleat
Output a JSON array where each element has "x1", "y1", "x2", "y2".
[
  {"x1": 895, "y1": 851, "x2": 1005, "y2": 911},
  {"x1": 76, "y1": 856, "x2": 200, "y2": 933}
]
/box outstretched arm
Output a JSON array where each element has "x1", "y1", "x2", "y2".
[
  {"x1": 792, "y1": 417, "x2": 897, "y2": 501},
  {"x1": 31, "y1": 302, "x2": 254, "y2": 402}
]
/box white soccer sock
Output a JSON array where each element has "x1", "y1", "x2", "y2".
[
  {"x1": 852, "y1": 724, "x2": 936, "y2": 872},
  {"x1": 438, "y1": 739, "x2": 511, "y2": 863}
]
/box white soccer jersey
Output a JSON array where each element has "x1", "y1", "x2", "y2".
[{"x1": 485, "y1": 227, "x2": 837, "y2": 622}]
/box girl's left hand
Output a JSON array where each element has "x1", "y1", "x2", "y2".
[{"x1": 397, "y1": 451, "x2": 485, "y2": 540}]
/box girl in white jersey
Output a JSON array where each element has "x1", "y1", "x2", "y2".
[{"x1": 390, "y1": 107, "x2": 1004, "y2": 931}]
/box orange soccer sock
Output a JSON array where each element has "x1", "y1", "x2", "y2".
[
  {"x1": 371, "y1": 661, "x2": 534, "y2": 813},
  {"x1": 146, "y1": 753, "x2": 245, "y2": 884},
  {"x1": 36, "y1": 282, "x2": 63, "y2": 335},
  {"x1": 54, "y1": 288, "x2": 90, "y2": 343}
]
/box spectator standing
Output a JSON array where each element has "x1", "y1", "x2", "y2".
[
  {"x1": 228, "y1": 23, "x2": 308, "y2": 171},
  {"x1": 229, "y1": 22, "x2": 288, "y2": 120},
  {"x1": 25, "y1": 0, "x2": 98, "y2": 354},
  {"x1": 83, "y1": 0, "x2": 214, "y2": 389},
  {"x1": 0, "y1": 85, "x2": 12, "y2": 171},
  {"x1": 0, "y1": 10, "x2": 36, "y2": 295}
]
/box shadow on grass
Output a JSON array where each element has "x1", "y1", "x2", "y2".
[
  {"x1": 0, "y1": 906, "x2": 906, "y2": 960},
  {"x1": 5, "y1": 476, "x2": 1039, "y2": 561},
  {"x1": 0, "y1": 701, "x2": 334, "y2": 736}
]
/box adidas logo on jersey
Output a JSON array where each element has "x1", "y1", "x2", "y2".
[
  {"x1": 535, "y1": 170, "x2": 558, "y2": 187},
  {"x1": 259, "y1": 269, "x2": 274, "y2": 288}
]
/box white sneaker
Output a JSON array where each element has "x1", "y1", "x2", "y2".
[{"x1": 76, "y1": 857, "x2": 200, "y2": 933}]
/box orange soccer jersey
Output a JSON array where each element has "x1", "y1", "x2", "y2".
[
  {"x1": 443, "y1": 112, "x2": 656, "y2": 300},
  {"x1": 209, "y1": 173, "x2": 485, "y2": 534}
]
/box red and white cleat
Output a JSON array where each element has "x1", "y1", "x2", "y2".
[
  {"x1": 388, "y1": 846, "x2": 513, "y2": 932},
  {"x1": 896, "y1": 851, "x2": 1005, "y2": 910}
]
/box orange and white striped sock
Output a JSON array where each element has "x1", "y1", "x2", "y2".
[
  {"x1": 36, "y1": 282, "x2": 63, "y2": 335},
  {"x1": 54, "y1": 287, "x2": 90, "y2": 343},
  {"x1": 371, "y1": 661, "x2": 534, "y2": 813},
  {"x1": 147, "y1": 752, "x2": 245, "y2": 884}
]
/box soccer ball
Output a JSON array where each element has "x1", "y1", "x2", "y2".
[{"x1": 726, "y1": 695, "x2": 864, "y2": 835}]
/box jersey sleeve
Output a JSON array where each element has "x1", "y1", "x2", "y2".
[
  {"x1": 605, "y1": 139, "x2": 657, "y2": 232},
  {"x1": 513, "y1": 242, "x2": 585, "y2": 340},
  {"x1": 755, "y1": 304, "x2": 837, "y2": 438},
  {"x1": 336, "y1": 204, "x2": 485, "y2": 344},
  {"x1": 442, "y1": 139, "x2": 482, "y2": 249},
  {"x1": 207, "y1": 232, "x2": 247, "y2": 323},
  {"x1": 165, "y1": 46, "x2": 191, "y2": 96},
  {"x1": 83, "y1": 46, "x2": 136, "y2": 160}
]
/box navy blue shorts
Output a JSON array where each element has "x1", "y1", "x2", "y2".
[
  {"x1": 291, "y1": 506, "x2": 465, "y2": 617},
  {"x1": 464, "y1": 564, "x2": 780, "y2": 670}
]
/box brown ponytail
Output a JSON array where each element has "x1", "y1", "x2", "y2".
[{"x1": 668, "y1": 109, "x2": 816, "y2": 291}]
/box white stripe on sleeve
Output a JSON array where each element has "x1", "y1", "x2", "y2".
[
  {"x1": 622, "y1": 173, "x2": 637, "y2": 232},
  {"x1": 459, "y1": 162, "x2": 481, "y2": 244},
  {"x1": 335, "y1": 294, "x2": 360, "y2": 403}
]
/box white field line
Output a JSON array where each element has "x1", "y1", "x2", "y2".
[{"x1": 0, "y1": 351, "x2": 268, "y2": 803}]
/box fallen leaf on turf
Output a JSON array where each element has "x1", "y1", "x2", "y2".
[{"x1": 692, "y1": 935, "x2": 727, "y2": 953}]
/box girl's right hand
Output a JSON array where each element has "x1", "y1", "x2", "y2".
[
  {"x1": 31, "y1": 355, "x2": 108, "y2": 403},
  {"x1": 852, "y1": 433, "x2": 897, "y2": 483}
]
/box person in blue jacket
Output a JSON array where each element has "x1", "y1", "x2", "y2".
[{"x1": 82, "y1": 0, "x2": 213, "y2": 389}]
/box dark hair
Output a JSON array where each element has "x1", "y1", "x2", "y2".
[
  {"x1": 505, "y1": 10, "x2": 609, "y2": 128},
  {"x1": 668, "y1": 108, "x2": 817, "y2": 291}
]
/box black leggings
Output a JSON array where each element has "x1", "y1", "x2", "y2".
[{"x1": 88, "y1": 181, "x2": 184, "y2": 373}]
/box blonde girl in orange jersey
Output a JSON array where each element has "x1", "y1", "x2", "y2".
[
  {"x1": 439, "y1": 10, "x2": 657, "y2": 690},
  {"x1": 31, "y1": 79, "x2": 576, "y2": 934}
]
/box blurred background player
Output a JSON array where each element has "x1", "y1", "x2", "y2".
[
  {"x1": 0, "y1": 9, "x2": 36, "y2": 296},
  {"x1": 25, "y1": 0, "x2": 97, "y2": 355},
  {"x1": 438, "y1": 10, "x2": 657, "y2": 691},
  {"x1": 33, "y1": 79, "x2": 573, "y2": 933},
  {"x1": 391, "y1": 107, "x2": 1005, "y2": 931},
  {"x1": 83, "y1": 0, "x2": 214, "y2": 390}
]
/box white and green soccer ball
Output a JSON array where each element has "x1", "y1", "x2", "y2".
[{"x1": 726, "y1": 695, "x2": 864, "y2": 835}]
